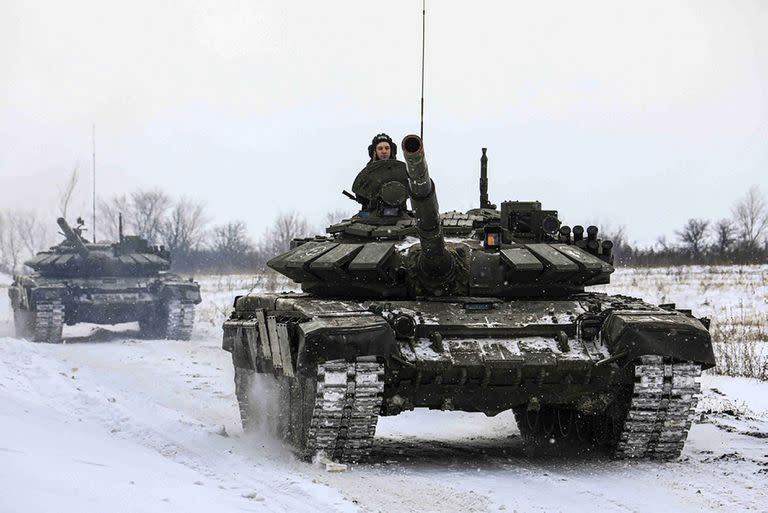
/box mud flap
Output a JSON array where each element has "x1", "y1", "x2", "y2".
[
  {"x1": 296, "y1": 316, "x2": 395, "y2": 372},
  {"x1": 601, "y1": 311, "x2": 716, "y2": 369}
]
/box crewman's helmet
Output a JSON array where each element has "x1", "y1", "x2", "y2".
[{"x1": 367, "y1": 133, "x2": 398, "y2": 160}]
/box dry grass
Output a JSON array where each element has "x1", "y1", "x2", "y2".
[
  {"x1": 594, "y1": 265, "x2": 768, "y2": 381},
  {"x1": 711, "y1": 305, "x2": 768, "y2": 380}
]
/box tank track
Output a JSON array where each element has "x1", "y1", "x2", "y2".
[
  {"x1": 165, "y1": 299, "x2": 196, "y2": 340},
  {"x1": 613, "y1": 355, "x2": 702, "y2": 460},
  {"x1": 234, "y1": 367, "x2": 253, "y2": 428},
  {"x1": 305, "y1": 359, "x2": 385, "y2": 463},
  {"x1": 513, "y1": 355, "x2": 702, "y2": 460},
  {"x1": 33, "y1": 300, "x2": 65, "y2": 343}
]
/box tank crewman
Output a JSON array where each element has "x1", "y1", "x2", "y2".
[
  {"x1": 345, "y1": 133, "x2": 406, "y2": 215},
  {"x1": 367, "y1": 133, "x2": 398, "y2": 163}
]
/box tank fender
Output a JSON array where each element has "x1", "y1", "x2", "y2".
[
  {"x1": 601, "y1": 311, "x2": 716, "y2": 369},
  {"x1": 296, "y1": 315, "x2": 396, "y2": 372},
  {"x1": 223, "y1": 319, "x2": 266, "y2": 373},
  {"x1": 7, "y1": 285, "x2": 23, "y2": 309},
  {"x1": 224, "y1": 309, "x2": 292, "y2": 376},
  {"x1": 158, "y1": 282, "x2": 202, "y2": 303}
]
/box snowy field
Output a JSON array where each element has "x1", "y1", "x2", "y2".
[{"x1": 1, "y1": 267, "x2": 767, "y2": 513}]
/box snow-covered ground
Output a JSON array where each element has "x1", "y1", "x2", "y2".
[{"x1": 1, "y1": 268, "x2": 767, "y2": 513}]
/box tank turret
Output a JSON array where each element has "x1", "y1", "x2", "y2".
[
  {"x1": 56, "y1": 217, "x2": 90, "y2": 259},
  {"x1": 24, "y1": 217, "x2": 171, "y2": 277},
  {"x1": 268, "y1": 137, "x2": 615, "y2": 298}
]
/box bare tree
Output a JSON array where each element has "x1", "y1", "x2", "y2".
[
  {"x1": 263, "y1": 211, "x2": 311, "y2": 255},
  {"x1": 713, "y1": 218, "x2": 736, "y2": 256},
  {"x1": 160, "y1": 198, "x2": 208, "y2": 254},
  {"x1": 97, "y1": 195, "x2": 130, "y2": 241},
  {"x1": 97, "y1": 189, "x2": 171, "y2": 244},
  {"x1": 732, "y1": 185, "x2": 768, "y2": 251},
  {"x1": 0, "y1": 211, "x2": 19, "y2": 273},
  {"x1": 57, "y1": 165, "x2": 80, "y2": 219},
  {"x1": 675, "y1": 218, "x2": 710, "y2": 256},
  {"x1": 0, "y1": 209, "x2": 51, "y2": 273},
  {"x1": 130, "y1": 189, "x2": 171, "y2": 244},
  {"x1": 323, "y1": 209, "x2": 353, "y2": 227},
  {"x1": 213, "y1": 221, "x2": 252, "y2": 259},
  {"x1": 655, "y1": 235, "x2": 671, "y2": 252}
]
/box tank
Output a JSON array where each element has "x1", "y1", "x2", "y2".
[
  {"x1": 223, "y1": 135, "x2": 714, "y2": 462},
  {"x1": 8, "y1": 217, "x2": 201, "y2": 343}
]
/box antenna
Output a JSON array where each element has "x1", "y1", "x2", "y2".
[
  {"x1": 420, "y1": 0, "x2": 426, "y2": 139},
  {"x1": 480, "y1": 147, "x2": 496, "y2": 210},
  {"x1": 92, "y1": 123, "x2": 96, "y2": 242}
]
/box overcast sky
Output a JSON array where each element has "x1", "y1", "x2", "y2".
[{"x1": 1, "y1": 0, "x2": 766, "y2": 246}]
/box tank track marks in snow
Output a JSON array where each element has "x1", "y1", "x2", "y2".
[
  {"x1": 613, "y1": 355, "x2": 702, "y2": 460},
  {"x1": 33, "y1": 300, "x2": 65, "y2": 343},
  {"x1": 305, "y1": 359, "x2": 385, "y2": 463},
  {"x1": 164, "y1": 299, "x2": 196, "y2": 340}
]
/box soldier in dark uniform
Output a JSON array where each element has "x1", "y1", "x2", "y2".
[
  {"x1": 367, "y1": 133, "x2": 398, "y2": 162},
  {"x1": 346, "y1": 133, "x2": 408, "y2": 216}
]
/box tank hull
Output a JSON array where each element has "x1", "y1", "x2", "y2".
[
  {"x1": 223, "y1": 291, "x2": 713, "y2": 461},
  {"x1": 9, "y1": 273, "x2": 201, "y2": 342}
]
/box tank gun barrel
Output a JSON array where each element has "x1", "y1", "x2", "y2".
[
  {"x1": 57, "y1": 217, "x2": 90, "y2": 259},
  {"x1": 401, "y1": 135, "x2": 453, "y2": 277}
]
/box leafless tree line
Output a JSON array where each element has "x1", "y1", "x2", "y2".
[
  {"x1": 611, "y1": 185, "x2": 768, "y2": 266},
  {"x1": 96, "y1": 189, "x2": 324, "y2": 271},
  {"x1": 0, "y1": 210, "x2": 52, "y2": 274},
  {"x1": 97, "y1": 190, "x2": 207, "y2": 254},
  {"x1": 0, "y1": 180, "x2": 322, "y2": 274},
  {"x1": 3, "y1": 172, "x2": 763, "y2": 274}
]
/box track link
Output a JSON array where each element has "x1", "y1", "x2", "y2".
[
  {"x1": 306, "y1": 359, "x2": 384, "y2": 463},
  {"x1": 613, "y1": 355, "x2": 702, "y2": 460},
  {"x1": 165, "y1": 299, "x2": 196, "y2": 340},
  {"x1": 33, "y1": 300, "x2": 65, "y2": 343}
]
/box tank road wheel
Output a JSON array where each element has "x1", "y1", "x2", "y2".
[
  {"x1": 32, "y1": 300, "x2": 65, "y2": 343},
  {"x1": 611, "y1": 355, "x2": 702, "y2": 460},
  {"x1": 13, "y1": 308, "x2": 35, "y2": 339}
]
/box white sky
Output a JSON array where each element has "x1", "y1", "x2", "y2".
[{"x1": 1, "y1": 0, "x2": 766, "y2": 246}]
